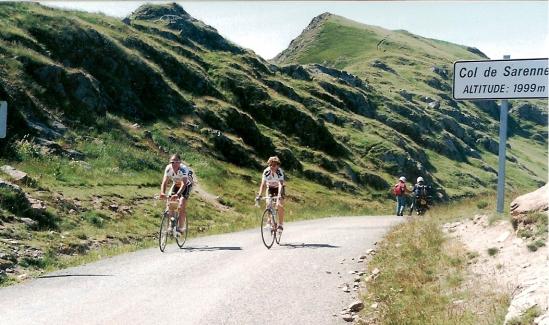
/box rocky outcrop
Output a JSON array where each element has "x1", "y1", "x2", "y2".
[
  {"x1": 128, "y1": 3, "x2": 243, "y2": 54},
  {"x1": 371, "y1": 60, "x2": 396, "y2": 74},
  {"x1": 425, "y1": 77, "x2": 451, "y2": 91},
  {"x1": 308, "y1": 64, "x2": 369, "y2": 91},
  {"x1": 466, "y1": 46, "x2": 489, "y2": 59},
  {"x1": 512, "y1": 103, "x2": 548, "y2": 126},
  {"x1": 0, "y1": 179, "x2": 50, "y2": 228},
  {"x1": 122, "y1": 36, "x2": 222, "y2": 98},
  {"x1": 318, "y1": 81, "x2": 374, "y2": 118},
  {"x1": 29, "y1": 63, "x2": 110, "y2": 117},
  {"x1": 26, "y1": 21, "x2": 193, "y2": 120},
  {"x1": 510, "y1": 184, "x2": 549, "y2": 216},
  {"x1": 277, "y1": 64, "x2": 312, "y2": 81},
  {"x1": 207, "y1": 131, "x2": 261, "y2": 169},
  {"x1": 0, "y1": 166, "x2": 30, "y2": 184},
  {"x1": 476, "y1": 136, "x2": 499, "y2": 155},
  {"x1": 431, "y1": 66, "x2": 448, "y2": 80}
]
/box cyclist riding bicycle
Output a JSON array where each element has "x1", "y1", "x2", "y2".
[
  {"x1": 410, "y1": 176, "x2": 431, "y2": 215},
  {"x1": 160, "y1": 154, "x2": 193, "y2": 233},
  {"x1": 256, "y1": 156, "x2": 285, "y2": 233}
]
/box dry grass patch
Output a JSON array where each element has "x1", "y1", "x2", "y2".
[{"x1": 360, "y1": 215, "x2": 508, "y2": 325}]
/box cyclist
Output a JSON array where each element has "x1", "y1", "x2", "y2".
[
  {"x1": 410, "y1": 176, "x2": 431, "y2": 214},
  {"x1": 393, "y1": 176, "x2": 410, "y2": 216},
  {"x1": 256, "y1": 156, "x2": 285, "y2": 233},
  {"x1": 160, "y1": 154, "x2": 193, "y2": 233},
  {"x1": 412, "y1": 177, "x2": 429, "y2": 196}
]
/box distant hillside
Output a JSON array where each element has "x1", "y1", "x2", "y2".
[{"x1": 273, "y1": 12, "x2": 547, "y2": 197}]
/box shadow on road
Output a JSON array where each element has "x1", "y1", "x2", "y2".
[
  {"x1": 182, "y1": 246, "x2": 242, "y2": 252},
  {"x1": 280, "y1": 243, "x2": 339, "y2": 249},
  {"x1": 38, "y1": 274, "x2": 113, "y2": 279}
]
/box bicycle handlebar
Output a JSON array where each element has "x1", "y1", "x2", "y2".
[{"x1": 256, "y1": 196, "x2": 280, "y2": 200}]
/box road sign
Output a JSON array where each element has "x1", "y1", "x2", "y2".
[
  {"x1": 0, "y1": 101, "x2": 6, "y2": 138},
  {"x1": 453, "y1": 58, "x2": 548, "y2": 100}
]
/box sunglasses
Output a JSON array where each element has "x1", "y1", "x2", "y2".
[{"x1": 170, "y1": 161, "x2": 181, "y2": 164}]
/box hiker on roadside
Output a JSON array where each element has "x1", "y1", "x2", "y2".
[
  {"x1": 409, "y1": 176, "x2": 432, "y2": 215},
  {"x1": 393, "y1": 176, "x2": 410, "y2": 216}
]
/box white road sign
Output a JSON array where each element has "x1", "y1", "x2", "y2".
[
  {"x1": 0, "y1": 101, "x2": 6, "y2": 138},
  {"x1": 453, "y1": 58, "x2": 548, "y2": 100}
]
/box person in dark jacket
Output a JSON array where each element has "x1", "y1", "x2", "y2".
[{"x1": 409, "y1": 176, "x2": 431, "y2": 215}]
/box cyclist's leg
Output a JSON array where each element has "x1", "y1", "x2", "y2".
[
  {"x1": 178, "y1": 185, "x2": 192, "y2": 230},
  {"x1": 277, "y1": 187, "x2": 284, "y2": 230},
  {"x1": 278, "y1": 200, "x2": 284, "y2": 226},
  {"x1": 178, "y1": 196, "x2": 187, "y2": 231}
]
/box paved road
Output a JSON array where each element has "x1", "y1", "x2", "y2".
[{"x1": 0, "y1": 216, "x2": 401, "y2": 325}]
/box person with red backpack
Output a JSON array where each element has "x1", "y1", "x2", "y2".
[{"x1": 393, "y1": 176, "x2": 410, "y2": 216}]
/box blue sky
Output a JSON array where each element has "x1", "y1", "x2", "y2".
[{"x1": 42, "y1": 1, "x2": 548, "y2": 60}]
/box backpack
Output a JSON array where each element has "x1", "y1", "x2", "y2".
[
  {"x1": 393, "y1": 183, "x2": 404, "y2": 196},
  {"x1": 417, "y1": 185, "x2": 428, "y2": 197}
]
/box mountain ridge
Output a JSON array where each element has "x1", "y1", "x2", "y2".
[{"x1": 274, "y1": 12, "x2": 489, "y2": 66}]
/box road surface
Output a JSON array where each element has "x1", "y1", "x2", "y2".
[{"x1": 0, "y1": 216, "x2": 402, "y2": 324}]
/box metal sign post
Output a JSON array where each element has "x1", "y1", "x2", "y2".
[
  {"x1": 453, "y1": 56, "x2": 548, "y2": 214},
  {"x1": 0, "y1": 101, "x2": 7, "y2": 139},
  {"x1": 496, "y1": 55, "x2": 510, "y2": 213}
]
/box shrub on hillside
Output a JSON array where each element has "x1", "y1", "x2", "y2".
[
  {"x1": 477, "y1": 201, "x2": 488, "y2": 209},
  {"x1": 81, "y1": 211, "x2": 107, "y2": 228}
]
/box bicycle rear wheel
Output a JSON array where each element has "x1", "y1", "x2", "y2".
[
  {"x1": 176, "y1": 214, "x2": 188, "y2": 248},
  {"x1": 159, "y1": 211, "x2": 171, "y2": 252},
  {"x1": 261, "y1": 209, "x2": 275, "y2": 249}
]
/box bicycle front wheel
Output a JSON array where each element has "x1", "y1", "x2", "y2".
[
  {"x1": 176, "y1": 214, "x2": 188, "y2": 248},
  {"x1": 261, "y1": 209, "x2": 275, "y2": 249},
  {"x1": 159, "y1": 211, "x2": 170, "y2": 252}
]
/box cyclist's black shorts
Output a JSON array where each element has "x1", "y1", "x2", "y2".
[
  {"x1": 170, "y1": 184, "x2": 192, "y2": 199},
  {"x1": 268, "y1": 186, "x2": 285, "y2": 199}
]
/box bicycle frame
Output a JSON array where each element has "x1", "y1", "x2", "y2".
[
  {"x1": 166, "y1": 198, "x2": 180, "y2": 235},
  {"x1": 265, "y1": 196, "x2": 278, "y2": 217},
  {"x1": 258, "y1": 195, "x2": 279, "y2": 221}
]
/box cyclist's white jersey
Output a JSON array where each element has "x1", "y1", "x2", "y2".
[
  {"x1": 164, "y1": 164, "x2": 192, "y2": 186},
  {"x1": 262, "y1": 167, "x2": 284, "y2": 188}
]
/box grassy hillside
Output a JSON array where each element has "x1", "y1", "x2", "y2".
[
  {"x1": 273, "y1": 12, "x2": 547, "y2": 197},
  {"x1": 0, "y1": 3, "x2": 546, "y2": 284}
]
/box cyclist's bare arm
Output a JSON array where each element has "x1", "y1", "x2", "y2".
[
  {"x1": 173, "y1": 176, "x2": 188, "y2": 198},
  {"x1": 160, "y1": 175, "x2": 169, "y2": 198},
  {"x1": 257, "y1": 180, "x2": 266, "y2": 198}
]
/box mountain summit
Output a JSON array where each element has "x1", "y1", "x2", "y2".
[{"x1": 128, "y1": 2, "x2": 191, "y2": 20}]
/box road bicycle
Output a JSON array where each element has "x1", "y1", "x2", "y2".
[
  {"x1": 256, "y1": 195, "x2": 282, "y2": 249},
  {"x1": 158, "y1": 197, "x2": 188, "y2": 252}
]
